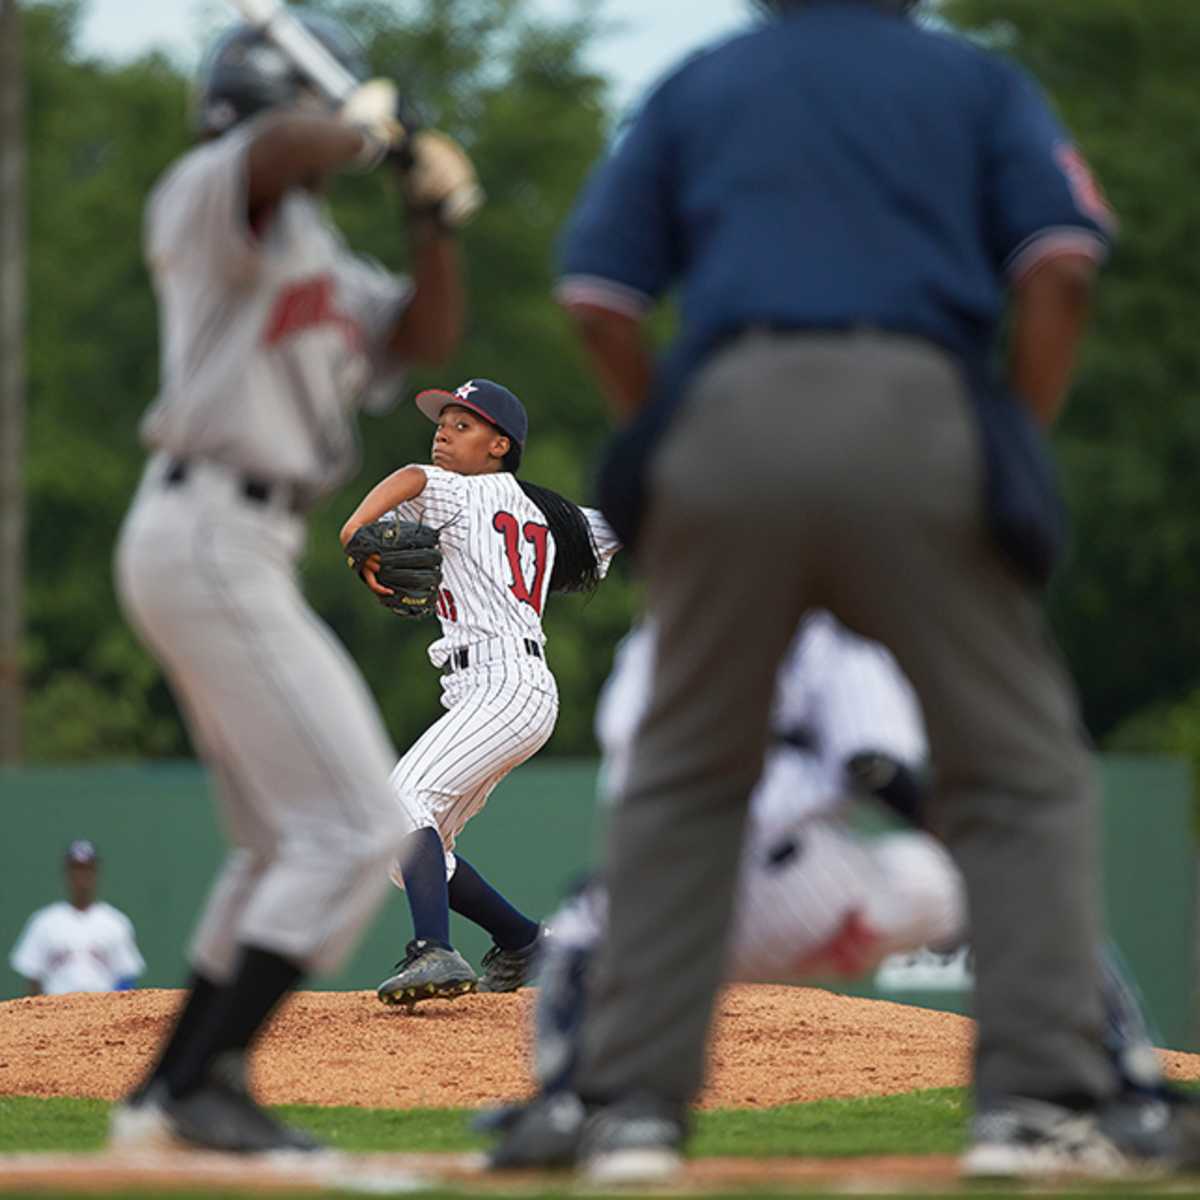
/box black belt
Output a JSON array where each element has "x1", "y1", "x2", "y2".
[
  {"x1": 163, "y1": 458, "x2": 307, "y2": 516},
  {"x1": 446, "y1": 639, "x2": 543, "y2": 673}
]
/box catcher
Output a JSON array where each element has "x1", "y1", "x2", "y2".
[
  {"x1": 488, "y1": 616, "x2": 1190, "y2": 1177},
  {"x1": 339, "y1": 379, "x2": 620, "y2": 1009}
]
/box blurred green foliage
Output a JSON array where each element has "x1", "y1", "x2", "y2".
[
  {"x1": 943, "y1": 0, "x2": 1200, "y2": 771},
  {"x1": 17, "y1": 0, "x2": 1200, "y2": 770},
  {"x1": 21, "y1": 0, "x2": 635, "y2": 760}
]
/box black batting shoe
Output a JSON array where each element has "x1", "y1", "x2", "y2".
[
  {"x1": 487, "y1": 1092, "x2": 588, "y2": 1169},
  {"x1": 377, "y1": 939, "x2": 477, "y2": 1011},
  {"x1": 159, "y1": 1082, "x2": 321, "y2": 1154},
  {"x1": 478, "y1": 926, "x2": 546, "y2": 993},
  {"x1": 963, "y1": 1093, "x2": 1200, "y2": 1179},
  {"x1": 112, "y1": 1053, "x2": 320, "y2": 1154},
  {"x1": 579, "y1": 1094, "x2": 687, "y2": 1184}
]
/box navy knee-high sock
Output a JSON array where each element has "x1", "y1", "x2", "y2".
[
  {"x1": 448, "y1": 856, "x2": 538, "y2": 951},
  {"x1": 398, "y1": 827, "x2": 452, "y2": 948}
]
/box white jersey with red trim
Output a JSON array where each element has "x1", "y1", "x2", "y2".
[
  {"x1": 9, "y1": 901, "x2": 145, "y2": 995},
  {"x1": 140, "y1": 116, "x2": 412, "y2": 497},
  {"x1": 115, "y1": 116, "x2": 425, "y2": 987},
  {"x1": 541, "y1": 610, "x2": 963, "y2": 1005},
  {"x1": 391, "y1": 465, "x2": 620, "y2": 669},
  {"x1": 597, "y1": 610, "x2": 927, "y2": 841}
]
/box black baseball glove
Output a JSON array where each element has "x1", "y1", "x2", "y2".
[{"x1": 345, "y1": 519, "x2": 443, "y2": 619}]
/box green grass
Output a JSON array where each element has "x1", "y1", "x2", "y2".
[
  {"x1": 0, "y1": 1090, "x2": 969, "y2": 1158},
  {"x1": 0, "y1": 1092, "x2": 1193, "y2": 1198}
]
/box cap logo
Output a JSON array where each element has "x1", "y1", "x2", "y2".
[{"x1": 455, "y1": 382, "x2": 479, "y2": 399}]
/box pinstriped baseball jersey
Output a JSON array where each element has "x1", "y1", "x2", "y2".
[
  {"x1": 391, "y1": 465, "x2": 620, "y2": 668},
  {"x1": 141, "y1": 115, "x2": 412, "y2": 496}
]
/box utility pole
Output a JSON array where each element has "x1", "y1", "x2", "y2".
[{"x1": 0, "y1": 0, "x2": 26, "y2": 763}]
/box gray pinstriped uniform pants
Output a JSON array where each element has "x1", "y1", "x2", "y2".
[{"x1": 575, "y1": 331, "x2": 1116, "y2": 1111}]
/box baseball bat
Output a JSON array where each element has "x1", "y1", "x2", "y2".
[{"x1": 225, "y1": 0, "x2": 359, "y2": 104}]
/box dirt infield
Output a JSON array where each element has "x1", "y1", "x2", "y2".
[
  {"x1": 5, "y1": 987, "x2": 1200, "y2": 1194},
  {"x1": 3, "y1": 984, "x2": 1200, "y2": 1111},
  {"x1": 3, "y1": 984, "x2": 966, "y2": 1110}
]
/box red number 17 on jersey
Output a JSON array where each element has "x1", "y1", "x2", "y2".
[{"x1": 493, "y1": 512, "x2": 550, "y2": 615}]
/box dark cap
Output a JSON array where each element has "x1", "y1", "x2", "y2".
[
  {"x1": 64, "y1": 839, "x2": 98, "y2": 866},
  {"x1": 415, "y1": 380, "x2": 528, "y2": 448}
]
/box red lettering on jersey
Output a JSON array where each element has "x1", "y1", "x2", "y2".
[
  {"x1": 1054, "y1": 144, "x2": 1116, "y2": 230},
  {"x1": 493, "y1": 511, "x2": 551, "y2": 615},
  {"x1": 262, "y1": 274, "x2": 362, "y2": 348},
  {"x1": 436, "y1": 587, "x2": 458, "y2": 622}
]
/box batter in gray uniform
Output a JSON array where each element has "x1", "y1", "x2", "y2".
[{"x1": 109, "y1": 14, "x2": 481, "y2": 1154}]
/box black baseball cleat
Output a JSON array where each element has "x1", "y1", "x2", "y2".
[
  {"x1": 487, "y1": 1092, "x2": 588, "y2": 1169},
  {"x1": 111, "y1": 1055, "x2": 321, "y2": 1154},
  {"x1": 470, "y1": 1102, "x2": 530, "y2": 1135},
  {"x1": 160, "y1": 1081, "x2": 323, "y2": 1154},
  {"x1": 478, "y1": 926, "x2": 547, "y2": 993},
  {"x1": 963, "y1": 1093, "x2": 1200, "y2": 1179},
  {"x1": 487, "y1": 1091, "x2": 686, "y2": 1181},
  {"x1": 377, "y1": 939, "x2": 477, "y2": 1011},
  {"x1": 109, "y1": 1081, "x2": 177, "y2": 1152},
  {"x1": 577, "y1": 1094, "x2": 687, "y2": 1184}
]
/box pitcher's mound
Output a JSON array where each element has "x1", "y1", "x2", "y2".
[{"x1": 2, "y1": 986, "x2": 1198, "y2": 1110}]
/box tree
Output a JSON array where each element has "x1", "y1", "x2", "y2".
[{"x1": 944, "y1": 0, "x2": 1200, "y2": 741}]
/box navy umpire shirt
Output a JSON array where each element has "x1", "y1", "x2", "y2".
[{"x1": 557, "y1": 0, "x2": 1116, "y2": 397}]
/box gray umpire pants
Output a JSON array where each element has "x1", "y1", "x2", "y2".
[{"x1": 575, "y1": 331, "x2": 1116, "y2": 1111}]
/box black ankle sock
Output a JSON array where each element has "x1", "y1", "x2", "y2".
[
  {"x1": 141, "y1": 972, "x2": 222, "y2": 1093},
  {"x1": 398, "y1": 828, "x2": 452, "y2": 947},
  {"x1": 448, "y1": 856, "x2": 538, "y2": 951},
  {"x1": 164, "y1": 946, "x2": 303, "y2": 1099}
]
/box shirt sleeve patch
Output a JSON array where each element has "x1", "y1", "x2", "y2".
[{"x1": 1054, "y1": 144, "x2": 1117, "y2": 233}]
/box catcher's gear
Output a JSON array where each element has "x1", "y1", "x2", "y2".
[
  {"x1": 193, "y1": 12, "x2": 368, "y2": 137},
  {"x1": 344, "y1": 518, "x2": 443, "y2": 619}
]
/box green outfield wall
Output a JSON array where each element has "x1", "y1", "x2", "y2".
[{"x1": 1, "y1": 756, "x2": 1194, "y2": 1049}]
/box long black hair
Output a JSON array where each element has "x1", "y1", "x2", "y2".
[{"x1": 516, "y1": 480, "x2": 603, "y2": 595}]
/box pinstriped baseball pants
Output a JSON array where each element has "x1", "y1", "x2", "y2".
[
  {"x1": 576, "y1": 331, "x2": 1114, "y2": 1112},
  {"x1": 388, "y1": 653, "x2": 559, "y2": 884}
]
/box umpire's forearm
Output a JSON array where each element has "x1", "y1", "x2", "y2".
[
  {"x1": 565, "y1": 305, "x2": 654, "y2": 423},
  {"x1": 1008, "y1": 254, "x2": 1097, "y2": 427}
]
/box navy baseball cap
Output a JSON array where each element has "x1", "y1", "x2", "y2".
[
  {"x1": 64, "y1": 839, "x2": 98, "y2": 865},
  {"x1": 415, "y1": 379, "x2": 528, "y2": 447}
]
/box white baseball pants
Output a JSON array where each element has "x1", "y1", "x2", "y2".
[{"x1": 115, "y1": 455, "x2": 415, "y2": 979}]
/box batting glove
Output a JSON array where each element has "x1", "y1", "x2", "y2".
[
  {"x1": 340, "y1": 78, "x2": 409, "y2": 169},
  {"x1": 398, "y1": 130, "x2": 485, "y2": 230}
]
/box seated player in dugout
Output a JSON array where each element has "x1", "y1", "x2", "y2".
[{"x1": 339, "y1": 379, "x2": 621, "y2": 1010}]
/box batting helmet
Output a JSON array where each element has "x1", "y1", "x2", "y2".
[{"x1": 192, "y1": 12, "x2": 369, "y2": 137}]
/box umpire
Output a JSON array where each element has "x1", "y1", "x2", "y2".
[{"x1": 515, "y1": 0, "x2": 1194, "y2": 1181}]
